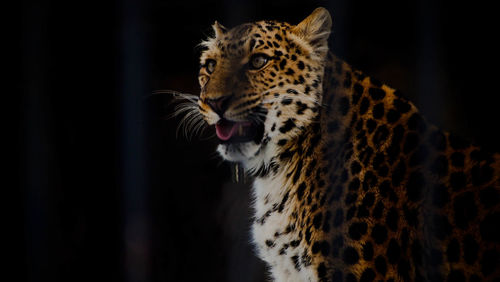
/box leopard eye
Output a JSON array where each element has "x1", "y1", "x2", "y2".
[
  {"x1": 249, "y1": 54, "x2": 269, "y2": 70},
  {"x1": 205, "y1": 59, "x2": 216, "y2": 74}
]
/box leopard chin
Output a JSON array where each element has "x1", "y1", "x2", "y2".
[{"x1": 217, "y1": 141, "x2": 261, "y2": 163}]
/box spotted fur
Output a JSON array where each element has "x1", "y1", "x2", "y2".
[{"x1": 194, "y1": 7, "x2": 500, "y2": 282}]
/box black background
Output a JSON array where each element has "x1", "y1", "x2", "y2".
[{"x1": 16, "y1": 0, "x2": 499, "y2": 281}]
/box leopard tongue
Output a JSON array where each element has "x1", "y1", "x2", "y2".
[
  {"x1": 216, "y1": 121, "x2": 239, "y2": 141},
  {"x1": 215, "y1": 120, "x2": 252, "y2": 141}
]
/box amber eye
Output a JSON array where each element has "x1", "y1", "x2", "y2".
[
  {"x1": 205, "y1": 59, "x2": 216, "y2": 74},
  {"x1": 249, "y1": 54, "x2": 269, "y2": 70}
]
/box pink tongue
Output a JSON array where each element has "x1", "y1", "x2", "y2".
[{"x1": 216, "y1": 122, "x2": 239, "y2": 141}]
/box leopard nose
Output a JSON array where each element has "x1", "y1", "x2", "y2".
[{"x1": 205, "y1": 95, "x2": 233, "y2": 117}]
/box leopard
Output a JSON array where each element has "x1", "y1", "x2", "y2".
[{"x1": 188, "y1": 7, "x2": 500, "y2": 282}]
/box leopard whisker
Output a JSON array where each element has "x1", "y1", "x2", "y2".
[
  {"x1": 145, "y1": 90, "x2": 200, "y2": 114},
  {"x1": 199, "y1": 129, "x2": 216, "y2": 141},
  {"x1": 188, "y1": 115, "x2": 207, "y2": 140},
  {"x1": 149, "y1": 89, "x2": 199, "y2": 102},
  {"x1": 192, "y1": 119, "x2": 208, "y2": 139},
  {"x1": 159, "y1": 89, "x2": 212, "y2": 141},
  {"x1": 176, "y1": 103, "x2": 206, "y2": 140},
  {"x1": 170, "y1": 102, "x2": 198, "y2": 119}
]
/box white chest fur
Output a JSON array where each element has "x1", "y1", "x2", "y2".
[{"x1": 251, "y1": 173, "x2": 317, "y2": 282}]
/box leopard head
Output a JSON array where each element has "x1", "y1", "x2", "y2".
[{"x1": 198, "y1": 8, "x2": 332, "y2": 172}]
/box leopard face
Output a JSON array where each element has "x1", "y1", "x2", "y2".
[{"x1": 198, "y1": 9, "x2": 332, "y2": 170}]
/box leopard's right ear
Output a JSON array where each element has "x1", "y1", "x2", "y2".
[
  {"x1": 199, "y1": 21, "x2": 226, "y2": 49},
  {"x1": 212, "y1": 21, "x2": 227, "y2": 39}
]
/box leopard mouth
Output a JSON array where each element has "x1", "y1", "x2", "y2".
[{"x1": 215, "y1": 119, "x2": 264, "y2": 144}]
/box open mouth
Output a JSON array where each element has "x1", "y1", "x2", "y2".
[{"x1": 215, "y1": 119, "x2": 264, "y2": 144}]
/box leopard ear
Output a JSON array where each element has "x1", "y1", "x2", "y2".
[
  {"x1": 292, "y1": 7, "x2": 332, "y2": 49},
  {"x1": 212, "y1": 21, "x2": 227, "y2": 39}
]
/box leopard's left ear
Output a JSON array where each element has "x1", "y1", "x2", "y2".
[
  {"x1": 292, "y1": 7, "x2": 332, "y2": 50},
  {"x1": 212, "y1": 21, "x2": 227, "y2": 39}
]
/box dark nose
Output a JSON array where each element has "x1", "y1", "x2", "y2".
[{"x1": 205, "y1": 95, "x2": 232, "y2": 116}]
